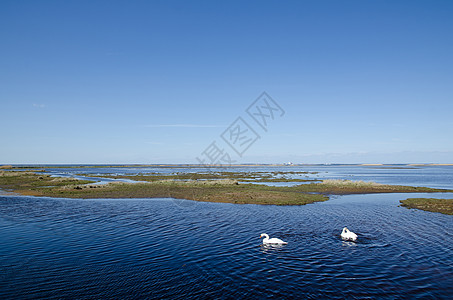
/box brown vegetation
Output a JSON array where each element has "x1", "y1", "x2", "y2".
[
  {"x1": 1, "y1": 171, "x2": 452, "y2": 206},
  {"x1": 400, "y1": 198, "x2": 453, "y2": 215}
]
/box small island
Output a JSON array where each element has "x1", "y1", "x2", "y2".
[
  {"x1": 400, "y1": 198, "x2": 453, "y2": 215},
  {"x1": 1, "y1": 169, "x2": 452, "y2": 206}
]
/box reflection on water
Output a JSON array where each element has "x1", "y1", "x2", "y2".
[
  {"x1": 341, "y1": 241, "x2": 358, "y2": 247},
  {"x1": 260, "y1": 243, "x2": 287, "y2": 252},
  {"x1": 1, "y1": 191, "x2": 452, "y2": 299}
]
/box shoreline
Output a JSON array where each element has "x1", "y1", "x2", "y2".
[{"x1": 1, "y1": 170, "x2": 452, "y2": 207}]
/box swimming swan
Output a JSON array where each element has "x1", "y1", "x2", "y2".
[
  {"x1": 260, "y1": 233, "x2": 287, "y2": 244},
  {"x1": 341, "y1": 227, "x2": 358, "y2": 241}
]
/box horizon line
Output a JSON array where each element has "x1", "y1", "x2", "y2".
[{"x1": 143, "y1": 124, "x2": 225, "y2": 128}]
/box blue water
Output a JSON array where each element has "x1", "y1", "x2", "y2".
[{"x1": 1, "y1": 166, "x2": 453, "y2": 299}]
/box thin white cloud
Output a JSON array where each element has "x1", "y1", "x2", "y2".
[
  {"x1": 146, "y1": 141, "x2": 164, "y2": 145},
  {"x1": 144, "y1": 124, "x2": 224, "y2": 128},
  {"x1": 32, "y1": 103, "x2": 46, "y2": 108}
]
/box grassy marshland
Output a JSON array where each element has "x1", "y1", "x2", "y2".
[
  {"x1": 79, "y1": 170, "x2": 318, "y2": 183},
  {"x1": 0, "y1": 171, "x2": 95, "y2": 196},
  {"x1": 1, "y1": 171, "x2": 451, "y2": 206},
  {"x1": 34, "y1": 180, "x2": 329, "y2": 205},
  {"x1": 400, "y1": 198, "x2": 453, "y2": 215},
  {"x1": 288, "y1": 179, "x2": 446, "y2": 195}
]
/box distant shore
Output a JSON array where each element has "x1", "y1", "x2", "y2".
[{"x1": 2, "y1": 163, "x2": 453, "y2": 169}]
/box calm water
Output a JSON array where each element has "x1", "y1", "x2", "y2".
[{"x1": 1, "y1": 166, "x2": 453, "y2": 299}]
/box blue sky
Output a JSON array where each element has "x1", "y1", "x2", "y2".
[{"x1": 1, "y1": 0, "x2": 452, "y2": 164}]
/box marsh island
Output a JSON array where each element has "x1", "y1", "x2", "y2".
[{"x1": 1, "y1": 167, "x2": 451, "y2": 207}]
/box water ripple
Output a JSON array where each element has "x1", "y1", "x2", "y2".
[{"x1": 1, "y1": 193, "x2": 452, "y2": 299}]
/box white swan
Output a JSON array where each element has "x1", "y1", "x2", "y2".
[
  {"x1": 260, "y1": 233, "x2": 287, "y2": 244},
  {"x1": 341, "y1": 227, "x2": 358, "y2": 241}
]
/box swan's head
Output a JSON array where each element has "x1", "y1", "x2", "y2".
[
  {"x1": 260, "y1": 233, "x2": 268, "y2": 239},
  {"x1": 342, "y1": 227, "x2": 348, "y2": 233}
]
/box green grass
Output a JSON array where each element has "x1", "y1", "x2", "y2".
[
  {"x1": 0, "y1": 171, "x2": 95, "y2": 195},
  {"x1": 2, "y1": 171, "x2": 452, "y2": 206},
  {"x1": 35, "y1": 180, "x2": 329, "y2": 205},
  {"x1": 400, "y1": 198, "x2": 453, "y2": 215},
  {"x1": 285, "y1": 179, "x2": 448, "y2": 194}
]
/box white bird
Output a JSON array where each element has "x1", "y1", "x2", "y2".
[
  {"x1": 341, "y1": 227, "x2": 358, "y2": 241},
  {"x1": 260, "y1": 233, "x2": 287, "y2": 244}
]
